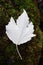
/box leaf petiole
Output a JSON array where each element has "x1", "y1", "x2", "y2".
[{"x1": 16, "y1": 44, "x2": 22, "y2": 60}]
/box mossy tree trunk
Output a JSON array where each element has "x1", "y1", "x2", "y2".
[{"x1": 0, "y1": 0, "x2": 43, "y2": 65}]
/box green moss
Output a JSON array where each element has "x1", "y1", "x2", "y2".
[{"x1": 0, "y1": 0, "x2": 42, "y2": 65}]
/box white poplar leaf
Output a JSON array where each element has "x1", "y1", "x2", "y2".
[
  {"x1": 5, "y1": 9, "x2": 36, "y2": 60},
  {"x1": 6, "y1": 9, "x2": 36, "y2": 45}
]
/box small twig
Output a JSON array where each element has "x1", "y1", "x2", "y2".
[{"x1": 16, "y1": 45, "x2": 22, "y2": 60}]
